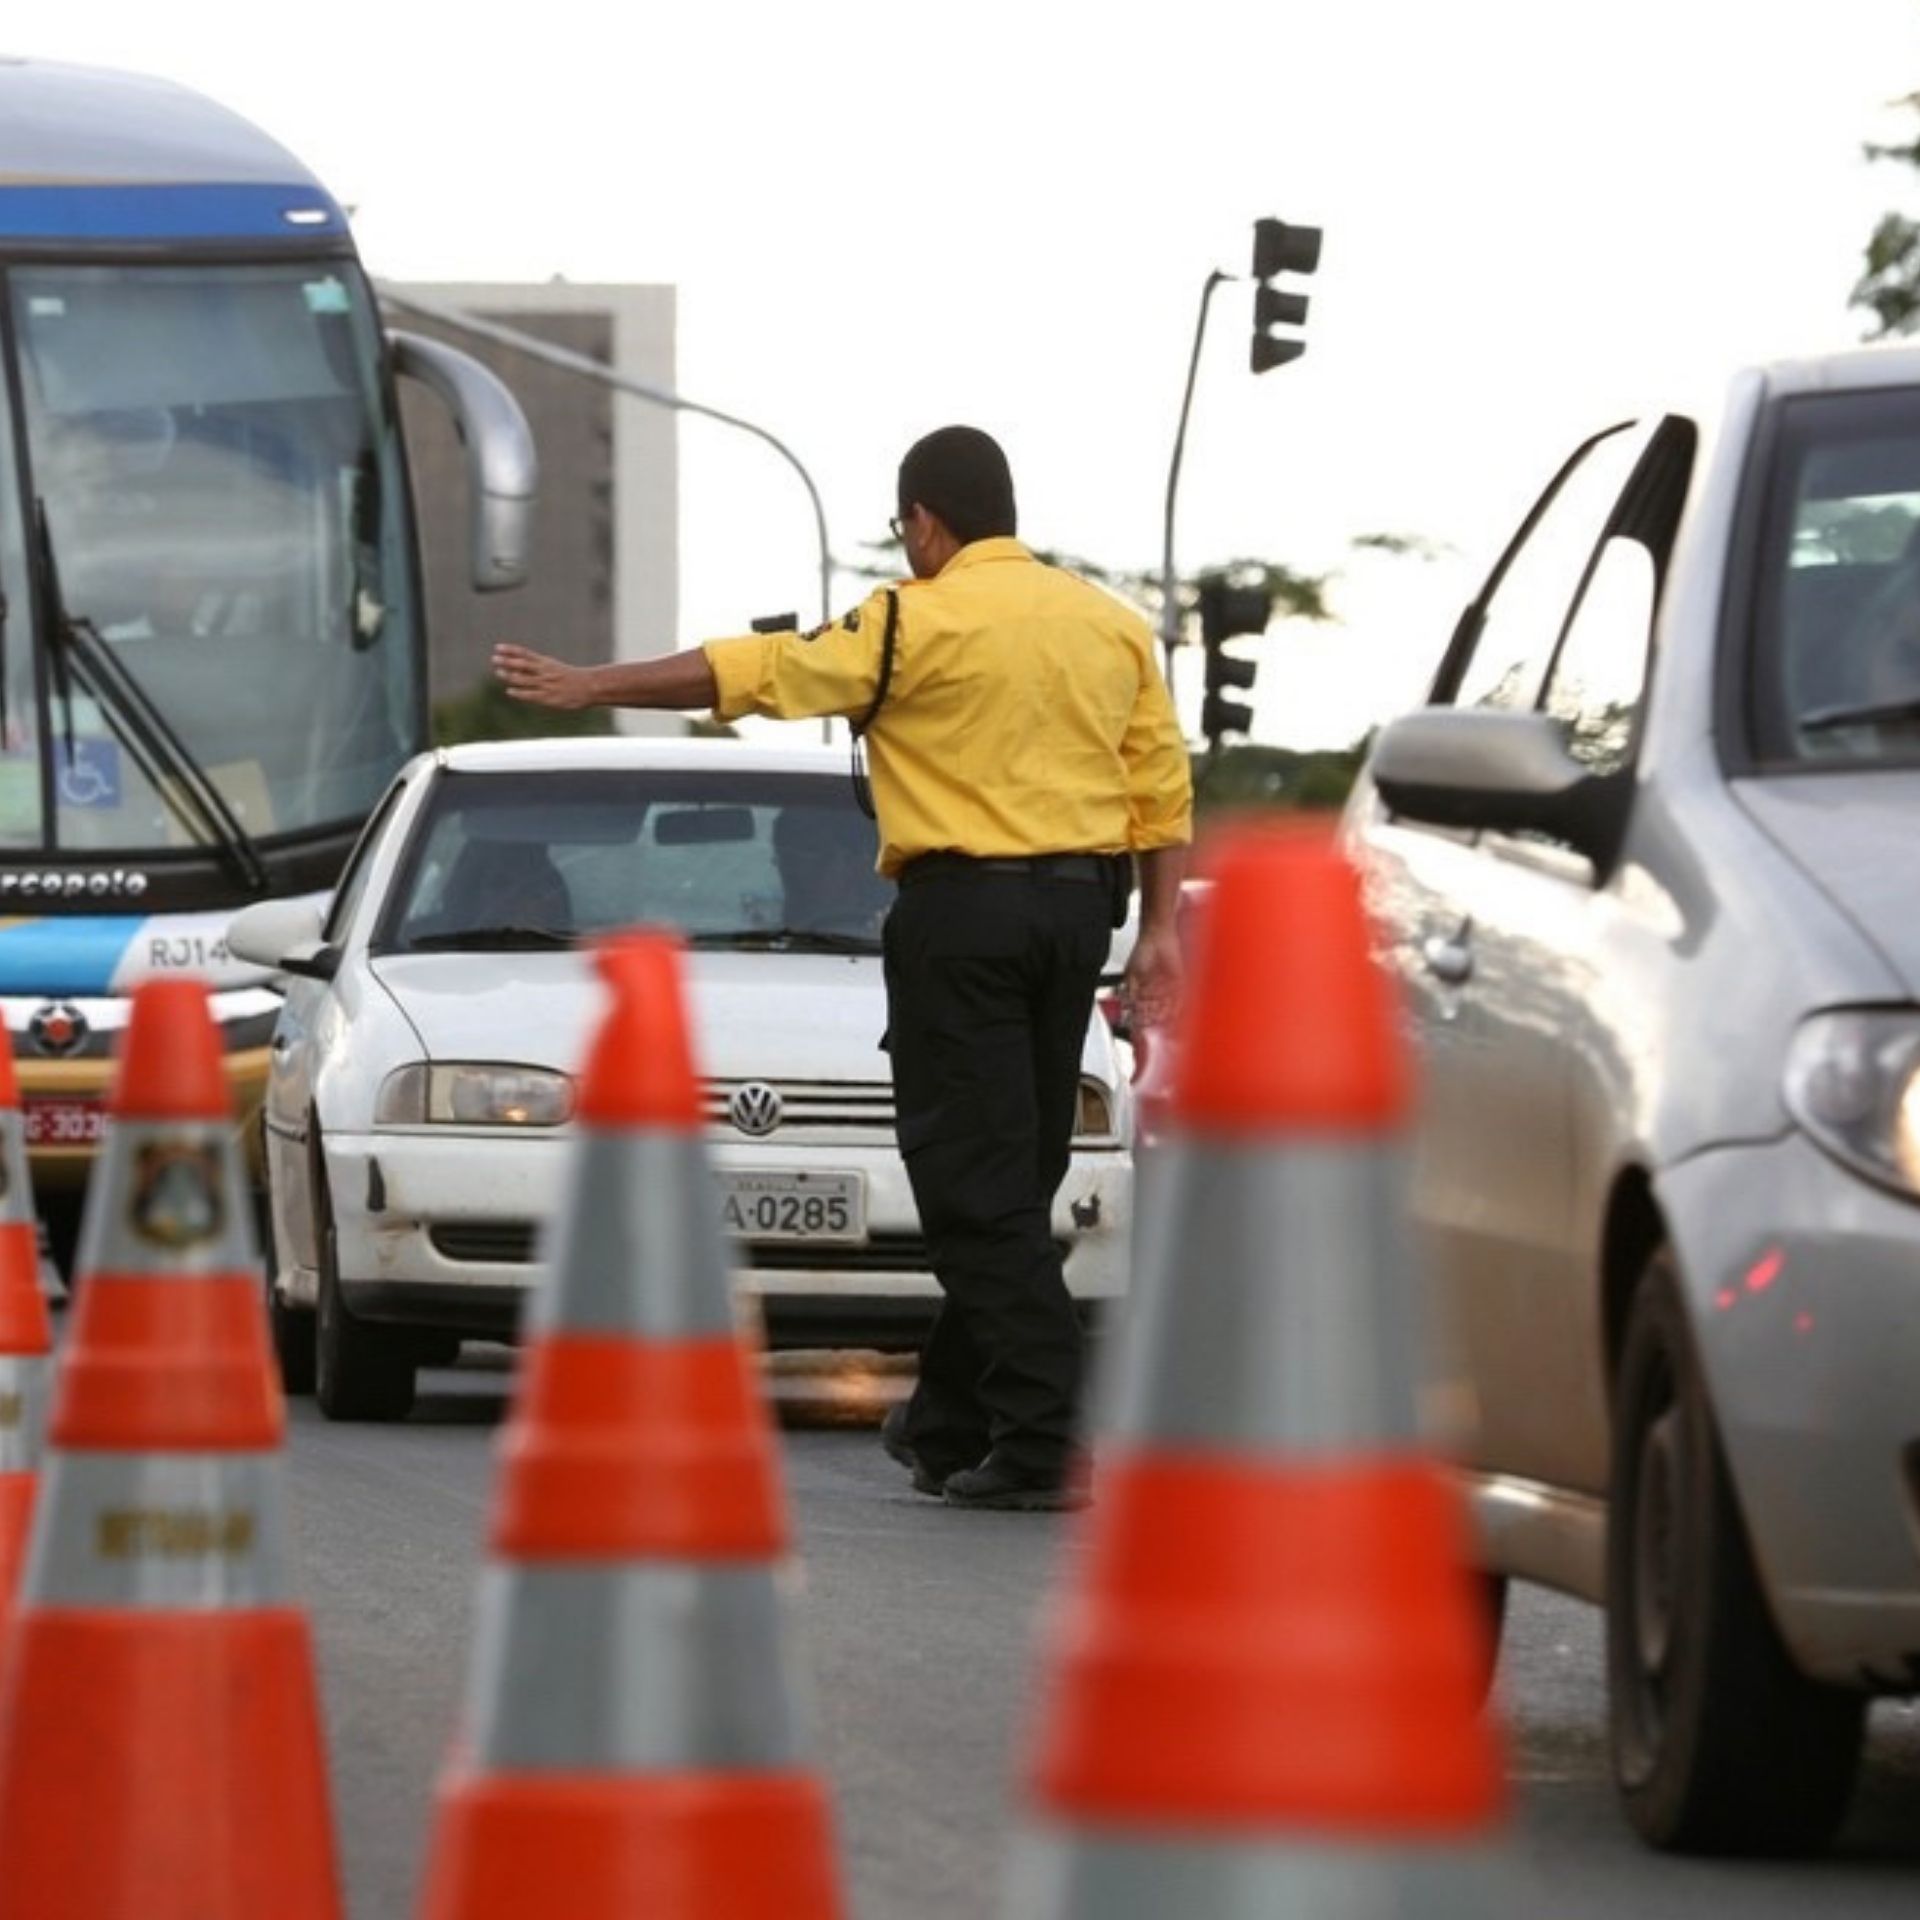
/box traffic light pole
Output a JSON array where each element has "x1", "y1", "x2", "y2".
[{"x1": 1158, "y1": 269, "x2": 1234, "y2": 693}]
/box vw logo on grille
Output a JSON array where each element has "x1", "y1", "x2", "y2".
[
  {"x1": 728, "y1": 1082, "x2": 784, "y2": 1137},
  {"x1": 28, "y1": 1003, "x2": 87, "y2": 1059}
]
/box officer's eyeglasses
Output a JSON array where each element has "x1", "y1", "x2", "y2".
[{"x1": 889, "y1": 510, "x2": 914, "y2": 544}]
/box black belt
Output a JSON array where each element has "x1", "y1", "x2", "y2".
[{"x1": 899, "y1": 851, "x2": 1121, "y2": 887}]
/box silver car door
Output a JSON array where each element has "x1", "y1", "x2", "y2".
[
  {"x1": 1431, "y1": 426, "x2": 1691, "y2": 1494},
  {"x1": 1355, "y1": 422, "x2": 1655, "y2": 1483}
]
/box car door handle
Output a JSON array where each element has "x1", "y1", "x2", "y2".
[{"x1": 1421, "y1": 934, "x2": 1474, "y2": 985}]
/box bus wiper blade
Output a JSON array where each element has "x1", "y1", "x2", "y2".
[
  {"x1": 33, "y1": 502, "x2": 268, "y2": 893},
  {"x1": 1800, "y1": 694, "x2": 1920, "y2": 733},
  {"x1": 688, "y1": 927, "x2": 880, "y2": 953},
  {"x1": 34, "y1": 504, "x2": 76, "y2": 760},
  {"x1": 402, "y1": 925, "x2": 575, "y2": 952}
]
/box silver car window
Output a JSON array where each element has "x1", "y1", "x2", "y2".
[
  {"x1": 1542, "y1": 538, "x2": 1658, "y2": 775},
  {"x1": 1451, "y1": 428, "x2": 1651, "y2": 716},
  {"x1": 1755, "y1": 390, "x2": 1920, "y2": 763}
]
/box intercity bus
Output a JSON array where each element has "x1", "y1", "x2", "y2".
[{"x1": 0, "y1": 60, "x2": 535, "y2": 1249}]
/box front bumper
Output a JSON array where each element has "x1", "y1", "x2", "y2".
[
  {"x1": 1663, "y1": 1131, "x2": 1920, "y2": 1689},
  {"x1": 8, "y1": 987, "x2": 280, "y2": 1191},
  {"x1": 19, "y1": 1046, "x2": 271, "y2": 1190},
  {"x1": 314, "y1": 1126, "x2": 1132, "y2": 1335}
]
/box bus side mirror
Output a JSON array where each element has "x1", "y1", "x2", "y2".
[{"x1": 388, "y1": 331, "x2": 538, "y2": 592}]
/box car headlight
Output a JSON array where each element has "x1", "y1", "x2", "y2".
[
  {"x1": 1074, "y1": 1077, "x2": 1117, "y2": 1142},
  {"x1": 1783, "y1": 1009, "x2": 1920, "y2": 1197},
  {"x1": 375, "y1": 1063, "x2": 575, "y2": 1128}
]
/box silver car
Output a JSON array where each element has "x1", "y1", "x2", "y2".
[{"x1": 1347, "y1": 345, "x2": 1920, "y2": 1855}]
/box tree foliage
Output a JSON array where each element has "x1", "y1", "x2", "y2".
[
  {"x1": 432, "y1": 677, "x2": 615, "y2": 746},
  {"x1": 1851, "y1": 92, "x2": 1920, "y2": 337},
  {"x1": 838, "y1": 530, "x2": 1425, "y2": 634},
  {"x1": 1191, "y1": 737, "x2": 1372, "y2": 816}
]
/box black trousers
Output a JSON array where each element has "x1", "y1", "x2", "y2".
[{"x1": 883, "y1": 865, "x2": 1114, "y2": 1479}]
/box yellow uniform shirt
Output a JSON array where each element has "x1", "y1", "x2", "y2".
[{"x1": 703, "y1": 539, "x2": 1192, "y2": 878}]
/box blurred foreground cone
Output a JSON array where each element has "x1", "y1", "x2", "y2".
[
  {"x1": 0, "y1": 1030, "x2": 52, "y2": 1656},
  {"x1": 0, "y1": 979, "x2": 341, "y2": 1920},
  {"x1": 419, "y1": 935, "x2": 844, "y2": 1920},
  {"x1": 1007, "y1": 825, "x2": 1511, "y2": 1916}
]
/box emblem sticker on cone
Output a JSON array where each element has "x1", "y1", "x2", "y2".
[{"x1": 127, "y1": 1143, "x2": 225, "y2": 1251}]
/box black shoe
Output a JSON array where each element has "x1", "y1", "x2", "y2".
[
  {"x1": 942, "y1": 1450, "x2": 1090, "y2": 1513},
  {"x1": 879, "y1": 1401, "x2": 914, "y2": 1467},
  {"x1": 880, "y1": 1402, "x2": 948, "y2": 1498}
]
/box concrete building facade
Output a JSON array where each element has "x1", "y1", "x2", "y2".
[{"x1": 383, "y1": 281, "x2": 678, "y2": 718}]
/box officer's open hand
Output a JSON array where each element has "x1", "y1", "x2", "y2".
[
  {"x1": 493, "y1": 644, "x2": 593, "y2": 711},
  {"x1": 1124, "y1": 924, "x2": 1184, "y2": 1032}
]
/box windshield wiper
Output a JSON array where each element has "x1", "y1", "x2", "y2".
[
  {"x1": 1800, "y1": 694, "x2": 1920, "y2": 734},
  {"x1": 346, "y1": 452, "x2": 387, "y2": 653},
  {"x1": 403, "y1": 924, "x2": 575, "y2": 952},
  {"x1": 689, "y1": 927, "x2": 881, "y2": 954},
  {"x1": 33, "y1": 502, "x2": 268, "y2": 893}
]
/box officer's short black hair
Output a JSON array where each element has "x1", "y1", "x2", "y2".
[{"x1": 897, "y1": 426, "x2": 1017, "y2": 544}]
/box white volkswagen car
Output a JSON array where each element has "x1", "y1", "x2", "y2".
[{"x1": 228, "y1": 738, "x2": 1133, "y2": 1422}]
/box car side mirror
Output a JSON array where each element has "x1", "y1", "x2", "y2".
[
  {"x1": 228, "y1": 897, "x2": 339, "y2": 981},
  {"x1": 1370, "y1": 708, "x2": 1627, "y2": 868},
  {"x1": 280, "y1": 948, "x2": 342, "y2": 984}
]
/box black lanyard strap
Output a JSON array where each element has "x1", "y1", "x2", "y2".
[{"x1": 850, "y1": 588, "x2": 899, "y2": 819}]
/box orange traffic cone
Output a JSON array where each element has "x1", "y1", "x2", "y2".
[
  {"x1": 0, "y1": 1026, "x2": 52, "y2": 1657},
  {"x1": 1007, "y1": 824, "x2": 1511, "y2": 1915},
  {"x1": 0, "y1": 978, "x2": 342, "y2": 1920},
  {"x1": 418, "y1": 935, "x2": 845, "y2": 1920}
]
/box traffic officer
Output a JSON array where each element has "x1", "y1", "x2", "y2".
[{"x1": 493, "y1": 425, "x2": 1191, "y2": 1510}]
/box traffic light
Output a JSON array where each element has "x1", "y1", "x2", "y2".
[
  {"x1": 1198, "y1": 573, "x2": 1271, "y2": 747},
  {"x1": 1250, "y1": 216, "x2": 1322, "y2": 373}
]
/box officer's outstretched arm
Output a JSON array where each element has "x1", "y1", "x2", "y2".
[
  {"x1": 493, "y1": 643, "x2": 718, "y2": 712},
  {"x1": 702, "y1": 589, "x2": 893, "y2": 724}
]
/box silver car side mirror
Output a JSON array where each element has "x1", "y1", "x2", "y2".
[
  {"x1": 1371, "y1": 708, "x2": 1627, "y2": 867},
  {"x1": 389, "y1": 331, "x2": 538, "y2": 592}
]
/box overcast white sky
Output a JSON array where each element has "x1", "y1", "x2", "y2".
[{"x1": 18, "y1": 1, "x2": 1920, "y2": 744}]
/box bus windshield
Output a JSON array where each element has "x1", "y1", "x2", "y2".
[{"x1": 1, "y1": 260, "x2": 421, "y2": 857}]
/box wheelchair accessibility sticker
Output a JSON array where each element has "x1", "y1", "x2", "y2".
[{"x1": 55, "y1": 740, "x2": 122, "y2": 811}]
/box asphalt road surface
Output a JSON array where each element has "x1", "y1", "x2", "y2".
[{"x1": 285, "y1": 1356, "x2": 1920, "y2": 1919}]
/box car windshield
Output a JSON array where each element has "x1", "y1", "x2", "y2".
[
  {"x1": 376, "y1": 768, "x2": 894, "y2": 954},
  {"x1": 1752, "y1": 387, "x2": 1920, "y2": 766}
]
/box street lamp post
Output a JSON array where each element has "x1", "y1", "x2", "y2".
[
  {"x1": 375, "y1": 285, "x2": 836, "y2": 632},
  {"x1": 1158, "y1": 269, "x2": 1234, "y2": 694}
]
